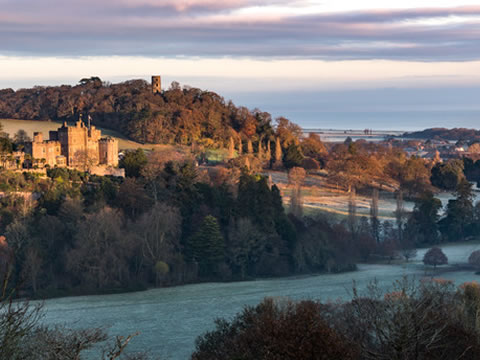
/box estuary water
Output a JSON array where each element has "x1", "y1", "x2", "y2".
[{"x1": 41, "y1": 243, "x2": 480, "y2": 359}]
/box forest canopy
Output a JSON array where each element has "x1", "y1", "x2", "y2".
[{"x1": 0, "y1": 78, "x2": 288, "y2": 147}]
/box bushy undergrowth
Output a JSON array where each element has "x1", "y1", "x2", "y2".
[{"x1": 193, "y1": 278, "x2": 480, "y2": 360}]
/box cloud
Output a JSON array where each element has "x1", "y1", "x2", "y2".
[{"x1": 1, "y1": 1, "x2": 480, "y2": 60}]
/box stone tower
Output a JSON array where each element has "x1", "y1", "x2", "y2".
[{"x1": 152, "y1": 75, "x2": 161, "y2": 94}]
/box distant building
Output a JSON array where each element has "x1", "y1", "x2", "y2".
[
  {"x1": 25, "y1": 116, "x2": 119, "y2": 169},
  {"x1": 152, "y1": 75, "x2": 161, "y2": 94}
]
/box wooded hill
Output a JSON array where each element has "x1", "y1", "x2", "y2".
[
  {"x1": 0, "y1": 77, "x2": 283, "y2": 146},
  {"x1": 403, "y1": 128, "x2": 480, "y2": 141}
]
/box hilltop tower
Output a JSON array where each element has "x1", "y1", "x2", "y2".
[{"x1": 152, "y1": 75, "x2": 161, "y2": 94}]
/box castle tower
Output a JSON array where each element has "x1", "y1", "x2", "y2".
[
  {"x1": 33, "y1": 132, "x2": 43, "y2": 143},
  {"x1": 152, "y1": 75, "x2": 161, "y2": 94}
]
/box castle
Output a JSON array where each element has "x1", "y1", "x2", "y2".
[
  {"x1": 18, "y1": 74, "x2": 162, "y2": 172},
  {"x1": 25, "y1": 115, "x2": 118, "y2": 169}
]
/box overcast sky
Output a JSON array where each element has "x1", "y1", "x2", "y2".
[{"x1": 2, "y1": 0, "x2": 480, "y2": 129}]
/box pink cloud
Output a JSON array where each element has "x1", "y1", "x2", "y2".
[{"x1": 1, "y1": 2, "x2": 480, "y2": 61}]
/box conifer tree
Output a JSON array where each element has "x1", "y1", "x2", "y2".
[
  {"x1": 395, "y1": 190, "x2": 405, "y2": 241},
  {"x1": 348, "y1": 187, "x2": 357, "y2": 236},
  {"x1": 258, "y1": 139, "x2": 263, "y2": 159},
  {"x1": 228, "y1": 136, "x2": 235, "y2": 160},
  {"x1": 370, "y1": 189, "x2": 380, "y2": 243},
  {"x1": 247, "y1": 139, "x2": 253, "y2": 154},
  {"x1": 188, "y1": 215, "x2": 225, "y2": 275},
  {"x1": 266, "y1": 141, "x2": 271, "y2": 161},
  {"x1": 275, "y1": 137, "x2": 282, "y2": 164},
  {"x1": 283, "y1": 144, "x2": 303, "y2": 169},
  {"x1": 244, "y1": 157, "x2": 251, "y2": 170}
]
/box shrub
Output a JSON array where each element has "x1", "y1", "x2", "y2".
[
  {"x1": 423, "y1": 247, "x2": 448, "y2": 269},
  {"x1": 192, "y1": 298, "x2": 359, "y2": 360}
]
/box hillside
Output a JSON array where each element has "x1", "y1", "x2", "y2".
[
  {"x1": 0, "y1": 77, "x2": 278, "y2": 147},
  {"x1": 403, "y1": 127, "x2": 480, "y2": 141}
]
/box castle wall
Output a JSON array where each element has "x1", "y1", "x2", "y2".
[
  {"x1": 31, "y1": 140, "x2": 61, "y2": 166},
  {"x1": 27, "y1": 120, "x2": 119, "y2": 171},
  {"x1": 99, "y1": 138, "x2": 118, "y2": 166}
]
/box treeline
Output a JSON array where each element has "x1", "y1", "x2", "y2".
[
  {"x1": 192, "y1": 279, "x2": 480, "y2": 360},
  {"x1": 0, "y1": 78, "x2": 298, "y2": 147},
  {"x1": 0, "y1": 148, "x2": 381, "y2": 298},
  {"x1": 325, "y1": 139, "x2": 480, "y2": 196},
  {"x1": 326, "y1": 140, "x2": 432, "y2": 196},
  {"x1": 406, "y1": 178, "x2": 480, "y2": 246}
]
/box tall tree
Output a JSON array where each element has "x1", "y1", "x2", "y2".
[
  {"x1": 283, "y1": 143, "x2": 303, "y2": 170},
  {"x1": 288, "y1": 167, "x2": 306, "y2": 218},
  {"x1": 405, "y1": 192, "x2": 442, "y2": 245},
  {"x1": 226, "y1": 218, "x2": 265, "y2": 279},
  {"x1": 440, "y1": 179, "x2": 474, "y2": 241},
  {"x1": 237, "y1": 138, "x2": 243, "y2": 156},
  {"x1": 275, "y1": 137, "x2": 282, "y2": 165},
  {"x1": 135, "y1": 203, "x2": 182, "y2": 285},
  {"x1": 228, "y1": 136, "x2": 235, "y2": 160},
  {"x1": 266, "y1": 140, "x2": 271, "y2": 161},
  {"x1": 348, "y1": 187, "x2": 357, "y2": 236},
  {"x1": 187, "y1": 215, "x2": 225, "y2": 276},
  {"x1": 370, "y1": 189, "x2": 380, "y2": 243},
  {"x1": 247, "y1": 139, "x2": 253, "y2": 154},
  {"x1": 119, "y1": 148, "x2": 148, "y2": 178},
  {"x1": 395, "y1": 190, "x2": 406, "y2": 242}
]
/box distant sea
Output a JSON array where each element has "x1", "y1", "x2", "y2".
[
  {"x1": 273, "y1": 110, "x2": 480, "y2": 132},
  {"x1": 229, "y1": 87, "x2": 480, "y2": 132}
]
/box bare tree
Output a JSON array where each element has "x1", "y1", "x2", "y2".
[
  {"x1": 135, "y1": 203, "x2": 181, "y2": 286},
  {"x1": 288, "y1": 167, "x2": 306, "y2": 218},
  {"x1": 23, "y1": 248, "x2": 43, "y2": 295},
  {"x1": 74, "y1": 148, "x2": 98, "y2": 172},
  {"x1": 66, "y1": 207, "x2": 129, "y2": 288}
]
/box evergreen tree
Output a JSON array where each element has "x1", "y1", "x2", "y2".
[
  {"x1": 439, "y1": 179, "x2": 474, "y2": 241},
  {"x1": 430, "y1": 160, "x2": 465, "y2": 191},
  {"x1": 405, "y1": 192, "x2": 442, "y2": 245},
  {"x1": 283, "y1": 143, "x2": 303, "y2": 169},
  {"x1": 395, "y1": 190, "x2": 405, "y2": 242},
  {"x1": 370, "y1": 189, "x2": 380, "y2": 243},
  {"x1": 228, "y1": 136, "x2": 235, "y2": 159},
  {"x1": 275, "y1": 137, "x2": 282, "y2": 164},
  {"x1": 257, "y1": 138, "x2": 263, "y2": 159},
  {"x1": 247, "y1": 139, "x2": 253, "y2": 154},
  {"x1": 188, "y1": 215, "x2": 225, "y2": 276},
  {"x1": 119, "y1": 148, "x2": 147, "y2": 178}
]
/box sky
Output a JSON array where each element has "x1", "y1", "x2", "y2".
[{"x1": 1, "y1": 0, "x2": 480, "y2": 130}]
